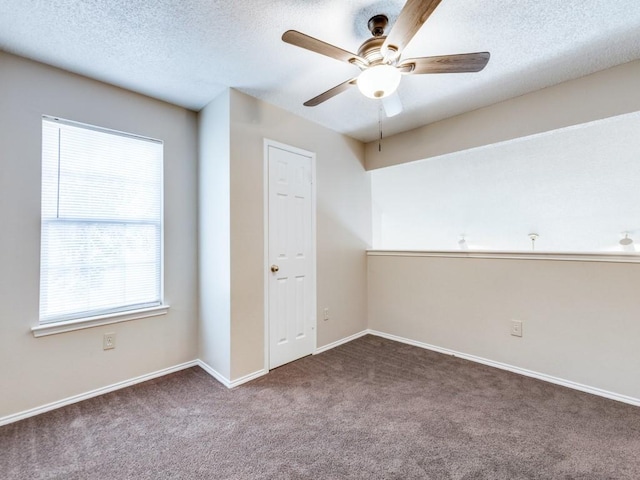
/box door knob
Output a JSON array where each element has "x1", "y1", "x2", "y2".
[{"x1": 271, "y1": 265, "x2": 279, "y2": 273}]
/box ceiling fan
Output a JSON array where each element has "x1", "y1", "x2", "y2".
[{"x1": 282, "y1": 0, "x2": 490, "y2": 116}]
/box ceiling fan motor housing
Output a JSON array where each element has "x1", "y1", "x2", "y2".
[{"x1": 358, "y1": 37, "x2": 387, "y2": 66}]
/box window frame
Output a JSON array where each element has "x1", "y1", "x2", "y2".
[{"x1": 33, "y1": 116, "x2": 169, "y2": 337}]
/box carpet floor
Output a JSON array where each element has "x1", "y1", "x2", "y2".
[{"x1": 1, "y1": 335, "x2": 639, "y2": 479}]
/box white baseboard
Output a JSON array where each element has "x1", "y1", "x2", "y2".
[
  {"x1": 196, "y1": 360, "x2": 267, "y2": 388},
  {"x1": 196, "y1": 360, "x2": 230, "y2": 386},
  {"x1": 314, "y1": 329, "x2": 369, "y2": 355},
  {"x1": 5, "y1": 329, "x2": 634, "y2": 427},
  {"x1": 198, "y1": 328, "x2": 370, "y2": 388},
  {"x1": 1, "y1": 359, "x2": 269, "y2": 426},
  {"x1": 0, "y1": 360, "x2": 199, "y2": 427},
  {"x1": 229, "y1": 369, "x2": 268, "y2": 388},
  {"x1": 367, "y1": 329, "x2": 640, "y2": 407}
]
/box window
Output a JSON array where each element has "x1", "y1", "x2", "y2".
[{"x1": 39, "y1": 116, "x2": 164, "y2": 325}]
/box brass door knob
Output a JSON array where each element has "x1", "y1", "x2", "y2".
[{"x1": 271, "y1": 265, "x2": 279, "y2": 273}]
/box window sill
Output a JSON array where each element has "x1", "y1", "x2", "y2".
[{"x1": 31, "y1": 305, "x2": 170, "y2": 338}]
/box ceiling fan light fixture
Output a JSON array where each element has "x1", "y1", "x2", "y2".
[{"x1": 357, "y1": 64, "x2": 401, "y2": 99}]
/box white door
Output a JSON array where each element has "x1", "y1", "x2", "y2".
[{"x1": 266, "y1": 141, "x2": 315, "y2": 370}]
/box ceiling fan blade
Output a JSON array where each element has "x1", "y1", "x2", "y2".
[
  {"x1": 400, "y1": 52, "x2": 490, "y2": 74},
  {"x1": 303, "y1": 78, "x2": 358, "y2": 107},
  {"x1": 283, "y1": 30, "x2": 367, "y2": 66},
  {"x1": 382, "y1": 92, "x2": 403, "y2": 117},
  {"x1": 382, "y1": 0, "x2": 443, "y2": 58}
]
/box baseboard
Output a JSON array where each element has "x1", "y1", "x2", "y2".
[
  {"x1": 314, "y1": 329, "x2": 369, "y2": 355},
  {"x1": 7, "y1": 330, "x2": 632, "y2": 427},
  {"x1": 196, "y1": 360, "x2": 267, "y2": 388},
  {"x1": 197, "y1": 329, "x2": 371, "y2": 386},
  {"x1": 0, "y1": 360, "x2": 199, "y2": 427},
  {"x1": 368, "y1": 329, "x2": 640, "y2": 407},
  {"x1": 197, "y1": 328, "x2": 370, "y2": 387}
]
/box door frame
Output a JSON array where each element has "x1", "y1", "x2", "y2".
[{"x1": 263, "y1": 138, "x2": 317, "y2": 371}]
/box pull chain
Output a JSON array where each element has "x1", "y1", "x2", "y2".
[{"x1": 378, "y1": 103, "x2": 383, "y2": 152}]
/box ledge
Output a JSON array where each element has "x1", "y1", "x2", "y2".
[
  {"x1": 31, "y1": 305, "x2": 170, "y2": 337},
  {"x1": 366, "y1": 250, "x2": 640, "y2": 264}
]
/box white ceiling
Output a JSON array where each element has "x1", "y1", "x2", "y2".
[{"x1": 0, "y1": 0, "x2": 639, "y2": 143}]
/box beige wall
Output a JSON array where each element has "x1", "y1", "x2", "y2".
[
  {"x1": 4, "y1": 46, "x2": 636, "y2": 419},
  {"x1": 231, "y1": 90, "x2": 371, "y2": 379},
  {"x1": 368, "y1": 254, "x2": 640, "y2": 400},
  {"x1": 366, "y1": 59, "x2": 640, "y2": 170},
  {"x1": 0, "y1": 52, "x2": 199, "y2": 418},
  {"x1": 225, "y1": 89, "x2": 371, "y2": 380}
]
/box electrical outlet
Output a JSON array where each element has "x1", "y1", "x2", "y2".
[
  {"x1": 103, "y1": 332, "x2": 116, "y2": 350},
  {"x1": 323, "y1": 307, "x2": 330, "y2": 321},
  {"x1": 510, "y1": 320, "x2": 523, "y2": 337}
]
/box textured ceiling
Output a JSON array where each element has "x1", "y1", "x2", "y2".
[{"x1": 0, "y1": 1, "x2": 639, "y2": 142}]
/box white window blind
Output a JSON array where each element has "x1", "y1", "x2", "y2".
[{"x1": 39, "y1": 116, "x2": 163, "y2": 324}]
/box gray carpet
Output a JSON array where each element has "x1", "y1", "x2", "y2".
[{"x1": 2, "y1": 335, "x2": 639, "y2": 479}]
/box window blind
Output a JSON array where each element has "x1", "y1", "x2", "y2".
[{"x1": 39, "y1": 117, "x2": 163, "y2": 324}]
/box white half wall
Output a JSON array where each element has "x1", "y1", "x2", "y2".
[
  {"x1": 0, "y1": 52, "x2": 199, "y2": 419},
  {"x1": 367, "y1": 253, "x2": 640, "y2": 401}
]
